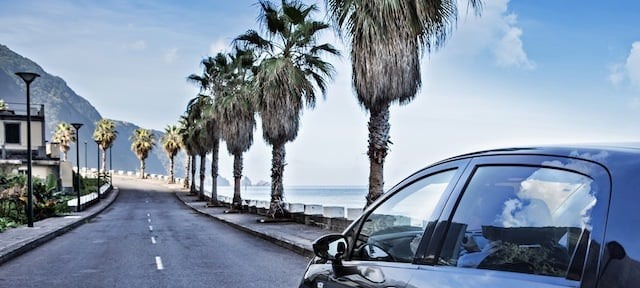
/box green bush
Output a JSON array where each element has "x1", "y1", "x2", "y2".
[{"x1": 0, "y1": 217, "x2": 20, "y2": 232}]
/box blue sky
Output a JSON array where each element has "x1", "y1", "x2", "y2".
[{"x1": 1, "y1": 0, "x2": 640, "y2": 186}]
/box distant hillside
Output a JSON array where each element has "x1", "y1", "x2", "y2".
[{"x1": 0, "y1": 44, "x2": 178, "y2": 177}]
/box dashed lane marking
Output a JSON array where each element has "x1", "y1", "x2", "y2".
[{"x1": 155, "y1": 256, "x2": 164, "y2": 270}]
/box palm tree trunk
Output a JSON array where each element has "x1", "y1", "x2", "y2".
[
  {"x1": 184, "y1": 154, "x2": 191, "y2": 189},
  {"x1": 366, "y1": 104, "x2": 390, "y2": 207},
  {"x1": 268, "y1": 143, "x2": 286, "y2": 218},
  {"x1": 232, "y1": 153, "x2": 243, "y2": 210},
  {"x1": 190, "y1": 155, "x2": 197, "y2": 194},
  {"x1": 169, "y1": 156, "x2": 175, "y2": 184},
  {"x1": 101, "y1": 148, "x2": 107, "y2": 173},
  {"x1": 198, "y1": 153, "x2": 206, "y2": 201},
  {"x1": 140, "y1": 159, "x2": 146, "y2": 179},
  {"x1": 209, "y1": 140, "x2": 220, "y2": 206}
]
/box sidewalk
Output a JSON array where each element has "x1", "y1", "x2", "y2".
[
  {"x1": 173, "y1": 190, "x2": 329, "y2": 258},
  {"x1": 0, "y1": 186, "x2": 120, "y2": 265}
]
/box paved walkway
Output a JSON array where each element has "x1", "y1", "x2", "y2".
[
  {"x1": 0, "y1": 186, "x2": 120, "y2": 265},
  {"x1": 0, "y1": 176, "x2": 331, "y2": 265},
  {"x1": 174, "y1": 191, "x2": 328, "y2": 258}
]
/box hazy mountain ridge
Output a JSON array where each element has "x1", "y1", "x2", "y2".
[
  {"x1": 0, "y1": 44, "x2": 173, "y2": 177},
  {"x1": 0, "y1": 44, "x2": 239, "y2": 185}
]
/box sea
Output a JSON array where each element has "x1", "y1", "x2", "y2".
[{"x1": 201, "y1": 181, "x2": 368, "y2": 209}]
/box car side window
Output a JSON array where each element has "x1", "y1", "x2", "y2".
[
  {"x1": 438, "y1": 166, "x2": 596, "y2": 278},
  {"x1": 352, "y1": 169, "x2": 457, "y2": 263}
]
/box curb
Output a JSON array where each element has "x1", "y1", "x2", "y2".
[
  {"x1": 173, "y1": 192, "x2": 314, "y2": 258},
  {"x1": 0, "y1": 187, "x2": 120, "y2": 265}
]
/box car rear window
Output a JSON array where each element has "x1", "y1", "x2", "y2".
[{"x1": 438, "y1": 165, "x2": 596, "y2": 279}]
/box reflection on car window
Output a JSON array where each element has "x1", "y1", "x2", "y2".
[
  {"x1": 353, "y1": 169, "x2": 457, "y2": 263},
  {"x1": 439, "y1": 166, "x2": 596, "y2": 278}
]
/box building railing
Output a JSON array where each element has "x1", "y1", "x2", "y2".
[{"x1": 0, "y1": 102, "x2": 45, "y2": 117}]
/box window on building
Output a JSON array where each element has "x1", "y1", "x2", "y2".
[{"x1": 5, "y1": 123, "x2": 20, "y2": 144}]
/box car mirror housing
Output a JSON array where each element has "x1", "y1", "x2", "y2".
[{"x1": 312, "y1": 234, "x2": 347, "y2": 260}]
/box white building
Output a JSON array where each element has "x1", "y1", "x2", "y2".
[{"x1": 0, "y1": 102, "x2": 61, "y2": 188}]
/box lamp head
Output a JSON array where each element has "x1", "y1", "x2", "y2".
[
  {"x1": 70, "y1": 122, "x2": 83, "y2": 130},
  {"x1": 15, "y1": 72, "x2": 41, "y2": 84}
]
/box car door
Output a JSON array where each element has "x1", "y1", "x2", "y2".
[
  {"x1": 407, "y1": 154, "x2": 611, "y2": 288},
  {"x1": 303, "y1": 159, "x2": 470, "y2": 288}
]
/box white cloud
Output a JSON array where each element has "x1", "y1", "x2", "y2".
[
  {"x1": 610, "y1": 41, "x2": 640, "y2": 88},
  {"x1": 126, "y1": 40, "x2": 146, "y2": 51},
  {"x1": 627, "y1": 42, "x2": 640, "y2": 88},
  {"x1": 209, "y1": 39, "x2": 230, "y2": 55},
  {"x1": 494, "y1": 16, "x2": 535, "y2": 69},
  {"x1": 445, "y1": 0, "x2": 534, "y2": 69},
  {"x1": 163, "y1": 47, "x2": 178, "y2": 63}
]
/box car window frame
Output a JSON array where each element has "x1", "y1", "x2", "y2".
[
  {"x1": 342, "y1": 158, "x2": 472, "y2": 264},
  {"x1": 419, "y1": 154, "x2": 612, "y2": 286}
]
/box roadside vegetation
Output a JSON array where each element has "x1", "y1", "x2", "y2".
[{"x1": 0, "y1": 172, "x2": 98, "y2": 232}]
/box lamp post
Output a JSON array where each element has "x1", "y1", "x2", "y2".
[
  {"x1": 84, "y1": 141, "x2": 87, "y2": 172},
  {"x1": 95, "y1": 140, "x2": 101, "y2": 198},
  {"x1": 109, "y1": 145, "x2": 113, "y2": 184},
  {"x1": 71, "y1": 123, "x2": 83, "y2": 212},
  {"x1": 15, "y1": 72, "x2": 40, "y2": 227}
]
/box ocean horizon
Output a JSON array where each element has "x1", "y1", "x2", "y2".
[{"x1": 202, "y1": 181, "x2": 369, "y2": 209}]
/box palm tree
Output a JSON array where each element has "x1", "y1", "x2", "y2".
[
  {"x1": 130, "y1": 128, "x2": 156, "y2": 179},
  {"x1": 52, "y1": 122, "x2": 75, "y2": 162},
  {"x1": 161, "y1": 125, "x2": 181, "y2": 184},
  {"x1": 188, "y1": 54, "x2": 231, "y2": 205},
  {"x1": 178, "y1": 116, "x2": 193, "y2": 190},
  {"x1": 184, "y1": 94, "x2": 214, "y2": 201},
  {"x1": 325, "y1": 0, "x2": 482, "y2": 206},
  {"x1": 213, "y1": 48, "x2": 257, "y2": 210},
  {"x1": 235, "y1": 0, "x2": 339, "y2": 217},
  {"x1": 93, "y1": 119, "x2": 118, "y2": 173}
]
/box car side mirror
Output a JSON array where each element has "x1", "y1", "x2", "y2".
[{"x1": 312, "y1": 234, "x2": 347, "y2": 261}]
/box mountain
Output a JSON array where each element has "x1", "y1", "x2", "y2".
[{"x1": 0, "y1": 44, "x2": 180, "y2": 177}]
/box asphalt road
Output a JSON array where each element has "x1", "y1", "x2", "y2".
[{"x1": 0, "y1": 178, "x2": 310, "y2": 287}]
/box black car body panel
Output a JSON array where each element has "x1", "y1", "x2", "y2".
[{"x1": 300, "y1": 144, "x2": 640, "y2": 288}]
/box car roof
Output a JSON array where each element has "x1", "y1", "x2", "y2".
[
  {"x1": 418, "y1": 142, "x2": 640, "y2": 178},
  {"x1": 441, "y1": 143, "x2": 640, "y2": 162}
]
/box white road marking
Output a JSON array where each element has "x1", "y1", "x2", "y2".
[
  {"x1": 155, "y1": 256, "x2": 164, "y2": 270},
  {"x1": 147, "y1": 213, "x2": 150, "y2": 217},
  {"x1": 148, "y1": 218, "x2": 151, "y2": 223},
  {"x1": 149, "y1": 225, "x2": 153, "y2": 232},
  {"x1": 151, "y1": 236, "x2": 156, "y2": 244}
]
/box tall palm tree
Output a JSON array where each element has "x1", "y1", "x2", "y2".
[
  {"x1": 184, "y1": 94, "x2": 214, "y2": 201},
  {"x1": 161, "y1": 125, "x2": 181, "y2": 184},
  {"x1": 213, "y1": 48, "x2": 257, "y2": 210},
  {"x1": 326, "y1": 0, "x2": 482, "y2": 206},
  {"x1": 178, "y1": 116, "x2": 193, "y2": 190},
  {"x1": 188, "y1": 54, "x2": 231, "y2": 205},
  {"x1": 52, "y1": 122, "x2": 75, "y2": 162},
  {"x1": 93, "y1": 119, "x2": 118, "y2": 173},
  {"x1": 130, "y1": 128, "x2": 156, "y2": 179},
  {"x1": 235, "y1": 0, "x2": 339, "y2": 217}
]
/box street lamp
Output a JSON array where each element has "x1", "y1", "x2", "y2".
[
  {"x1": 15, "y1": 72, "x2": 40, "y2": 228},
  {"x1": 84, "y1": 141, "x2": 87, "y2": 172},
  {"x1": 71, "y1": 123, "x2": 83, "y2": 212},
  {"x1": 95, "y1": 139, "x2": 101, "y2": 198},
  {"x1": 109, "y1": 145, "x2": 113, "y2": 184}
]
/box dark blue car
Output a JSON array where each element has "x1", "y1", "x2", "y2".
[{"x1": 300, "y1": 144, "x2": 640, "y2": 287}]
